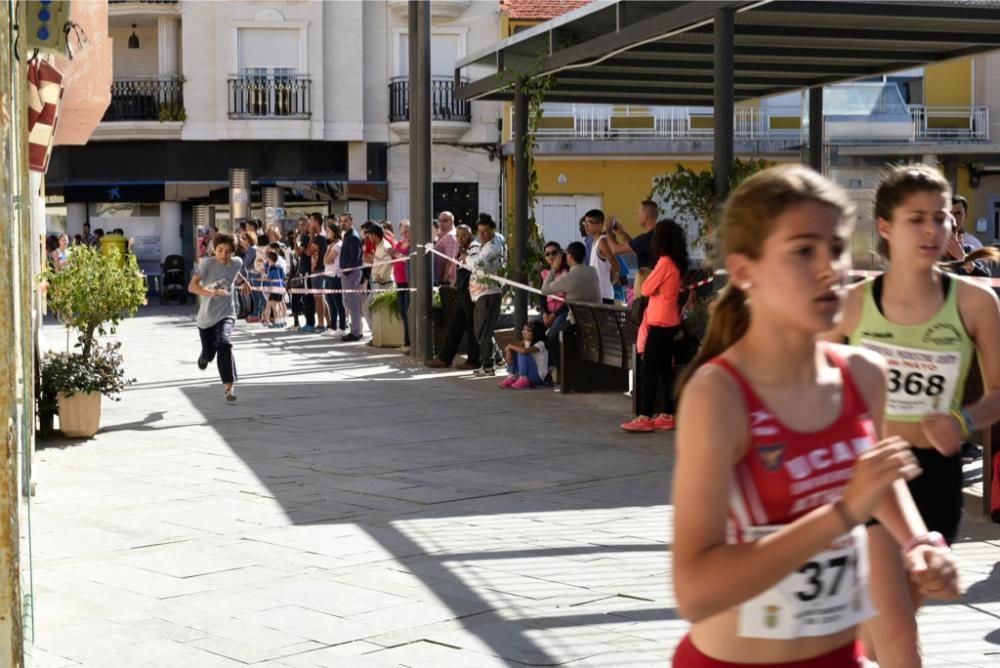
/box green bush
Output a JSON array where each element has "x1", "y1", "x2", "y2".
[
  {"x1": 45, "y1": 244, "x2": 148, "y2": 358},
  {"x1": 369, "y1": 290, "x2": 401, "y2": 318},
  {"x1": 41, "y1": 343, "x2": 134, "y2": 400}
]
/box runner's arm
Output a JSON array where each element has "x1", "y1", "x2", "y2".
[
  {"x1": 959, "y1": 282, "x2": 1000, "y2": 429},
  {"x1": 672, "y1": 366, "x2": 864, "y2": 622}
]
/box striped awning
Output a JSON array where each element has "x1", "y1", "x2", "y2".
[{"x1": 27, "y1": 59, "x2": 64, "y2": 174}]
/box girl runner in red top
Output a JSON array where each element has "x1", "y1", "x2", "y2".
[{"x1": 671, "y1": 165, "x2": 960, "y2": 667}]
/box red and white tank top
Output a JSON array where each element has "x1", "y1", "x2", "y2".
[{"x1": 711, "y1": 349, "x2": 877, "y2": 544}]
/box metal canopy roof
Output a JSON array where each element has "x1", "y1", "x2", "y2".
[{"x1": 455, "y1": 0, "x2": 1000, "y2": 106}]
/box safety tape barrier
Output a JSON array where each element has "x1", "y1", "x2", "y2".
[
  {"x1": 419, "y1": 244, "x2": 563, "y2": 302},
  {"x1": 249, "y1": 285, "x2": 417, "y2": 296}
]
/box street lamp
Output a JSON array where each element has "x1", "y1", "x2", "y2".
[{"x1": 128, "y1": 24, "x2": 139, "y2": 49}]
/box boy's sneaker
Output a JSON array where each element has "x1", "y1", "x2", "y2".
[
  {"x1": 473, "y1": 366, "x2": 495, "y2": 377},
  {"x1": 197, "y1": 356, "x2": 208, "y2": 371},
  {"x1": 653, "y1": 414, "x2": 676, "y2": 431},
  {"x1": 621, "y1": 416, "x2": 656, "y2": 433},
  {"x1": 498, "y1": 375, "x2": 517, "y2": 389},
  {"x1": 511, "y1": 376, "x2": 532, "y2": 390},
  {"x1": 341, "y1": 333, "x2": 361, "y2": 342}
]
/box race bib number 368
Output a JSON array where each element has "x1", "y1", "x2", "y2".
[
  {"x1": 859, "y1": 340, "x2": 960, "y2": 417},
  {"x1": 737, "y1": 525, "x2": 873, "y2": 640}
]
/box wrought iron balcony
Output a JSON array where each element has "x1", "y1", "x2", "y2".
[
  {"x1": 388, "y1": 77, "x2": 470, "y2": 124},
  {"x1": 102, "y1": 77, "x2": 184, "y2": 122},
  {"x1": 228, "y1": 74, "x2": 311, "y2": 119}
]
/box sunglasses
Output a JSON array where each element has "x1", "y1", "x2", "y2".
[{"x1": 544, "y1": 251, "x2": 559, "y2": 257}]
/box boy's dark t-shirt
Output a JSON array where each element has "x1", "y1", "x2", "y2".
[
  {"x1": 629, "y1": 230, "x2": 653, "y2": 269},
  {"x1": 298, "y1": 234, "x2": 312, "y2": 275},
  {"x1": 311, "y1": 234, "x2": 328, "y2": 273}
]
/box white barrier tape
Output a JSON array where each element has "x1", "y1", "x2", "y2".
[
  {"x1": 419, "y1": 244, "x2": 564, "y2": 302},
  {"x1": 251, "y1": 285, "x2": 416, "y2": 296},
  {"x1": 283, "y1": 253, "x2": 414, "y2": 282}
]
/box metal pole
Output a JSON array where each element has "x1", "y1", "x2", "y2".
[
  {"x1": 513, "y1": 78, "x2": 530, "y2": 333},
  {"x1": 808, "y1": 87, "x2": 823, "y2": 173},
  {"x1": 409, "y1": 0, "x2": 433, "y2": 360},
  {"x1": 227, "y1": 168, "x2": 251, "y2": 232},
  {"x1": 713, "y1": 8, "x2": 735, "y2": 200}
]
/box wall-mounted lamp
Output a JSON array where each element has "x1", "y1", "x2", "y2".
[{"x1": 128, "y1": 24, "x2": 139, "y2": 49}]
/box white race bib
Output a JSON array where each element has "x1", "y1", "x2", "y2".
[
  {"x1": 859, "y1": 340, "x2": 960, "y2": 417},
  {"x1": 737, "y1": 525, "x2": 873, "y2": 640}
]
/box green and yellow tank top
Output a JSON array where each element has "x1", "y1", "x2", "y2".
[{"x1": 848, "y1": 274, "x2": 974, "y2": 422}]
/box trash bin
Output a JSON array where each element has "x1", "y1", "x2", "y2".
[{"x1": 100, "y1": 234, "x2": 128, "y2": 268}]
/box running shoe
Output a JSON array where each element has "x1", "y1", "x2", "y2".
[
  {"x1": 299, "y1": 325, "x2": 315, "y2": 333},
  {"x1": 621, "y1": 416, "x2": 656, "y2": 433},
  {"x1": 511, "y1": 377, "x2": 532, "y2": 390},
  {"x1": 653, "y1": 414, "x2": 676, "y2": 431},
  {"x1": 197, "y1": 356, "x2": 208, "y2": 371},
  {"x1": 225, "y1": 387, "x2": 237, "y2": 402},
  {"x1": 473, "y1": 366, "x2": 495, "y2": 377},
  {"x1": 498, "y1": 375, "x2": 517, "y2": 389},
  {"x1": 322, "y1": 329, "x2": 337, "y2": 337}
]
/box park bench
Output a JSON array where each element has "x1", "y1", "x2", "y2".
[{"x1": 560, "y1": 302, "x2": 631, "y2": 394}]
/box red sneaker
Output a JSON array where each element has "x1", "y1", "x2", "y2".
[
  {"x1": 653, "y1": 414, "x2": 675, "y2": 431},
  {"x1": 620, "y1": 416, "x2": 655, "y2": 433}
]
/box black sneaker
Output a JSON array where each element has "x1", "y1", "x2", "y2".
[
  {"x1": 961, "y1": 441, "x2": 983, "y2": 463},
  {"x1": 473, "y1": 366, "x2": 495, "y2": 377},
  {"x1": 197, "y1": 356, "x2": 208, "y2": 370},
  {"x1": 341, "y1": 333, "x2": 361, "y2": 342}
]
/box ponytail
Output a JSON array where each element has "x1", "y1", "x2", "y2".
[{"x1": 676, "y1": 284, "x2": 751, "y2": 396}]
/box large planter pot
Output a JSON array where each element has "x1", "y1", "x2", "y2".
[
  {"x1": 57, "y1": 391, "x2": 102, "y2": 438},
  {"x1": 372, "y1": 309, "x2": 405, "y2": 348}
]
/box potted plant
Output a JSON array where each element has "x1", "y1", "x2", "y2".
[
  {"x1": 41, "y1": 344, "x2": 134, "y2": 438},
  {"x1": 42, "y1": 244, "x2": 147, "y2": 438},
  {"x1": 369, "y1": 290, "x2": 405, "y2": 348}
]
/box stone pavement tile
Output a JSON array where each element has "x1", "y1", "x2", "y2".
[
  {"x1": 422, "y1": 620, "x2": 626, "y2": 666},
  {"x1": 113, "y1": 541, "x2": 265, "y2": 578},
  {"x1": 242, "y1": 605, "x2": 377, "y2": 645},
  {"x1": 27, "y1": 646, "x2": 80, "y2": 668},
  {"x1": 559, "y1": 650, "x2": 672, "y2": 667},
  {"x1": 346, "y1": 600, "x2": 477, "y2": 631},
  {"x1": 34, "y1": 618, "x2": 152, "y2": 663},
  {"x1": 273, "y1": 642, "x2": 401, "y2": 668},
  {"x1": 365, "y1": 639, "x2": 531, "y2": 667},
  {"x1": 188, "y1": 633, "x2": 324, "y2": 664},
  {"x1": 247, "y1": 575, "x2": 415, "y2": 617},
  {"x1": 42, "y1": 560, "x2": 217, "y2": 599},
  {"x1": 70, "y1": 638, "x2": 250, "y2": 668},
  {"x1": 164, "y1": 585, "x2": 288, "y2": 621}
]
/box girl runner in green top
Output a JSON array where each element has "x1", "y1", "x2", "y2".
[{"x1": 825, "y1": 164, "x2": 1000, "y2": 667}]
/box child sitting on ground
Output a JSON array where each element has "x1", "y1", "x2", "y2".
[
  {"x1": 498, "y1": 320, "x2": 549, "y2": 389},
  {"x1": 265, "y1": 251, "x2": 287, "y2": 328}
]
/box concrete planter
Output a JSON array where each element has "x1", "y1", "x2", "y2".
[
  {"x1": 57, "y1": 391, "x2": 102, "y2": 439},
  {"x1": 372, "y1": 309, "x2": 405, "y2": 348}
]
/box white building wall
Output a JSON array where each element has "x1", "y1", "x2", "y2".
[
  {"x1": 363, "y1": 1, "x2": 390, "y2": 145},
  {"x1": 323, "y1": 1, "x2": 365, "y2": 141}
]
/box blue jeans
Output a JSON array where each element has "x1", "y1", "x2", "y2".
[
  {"x1": 507, "y1": 352, "x2": 543, "y2": 386},
  {"x1": 326, "y1": 275, "x2": 347, "y2": 330},
  {"x1": 248, "y1": 272, "x2": 266, "y2": 317}
]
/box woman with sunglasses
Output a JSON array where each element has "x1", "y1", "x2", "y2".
[{"x1": 540, "y1": 242, "x2": 569, "y2": 381}]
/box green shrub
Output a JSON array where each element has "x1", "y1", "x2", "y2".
[{"x1": 41, "y1": 343, "x2": 134, "y2": 400}]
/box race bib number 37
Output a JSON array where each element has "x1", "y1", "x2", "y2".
[
  {"x1": 859, "y1": 340, "x2": 960, "y2": 417},
  {"x1": 737, "y1": 525, "x2": 873, "y2": 640}
]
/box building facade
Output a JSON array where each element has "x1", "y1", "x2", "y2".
[{"x1": 47, "y1": 0, "x2": 504, "y2": 275}]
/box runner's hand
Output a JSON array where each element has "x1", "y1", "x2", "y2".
[
  {"x1": 906, "y1": 545, "x2": 961, "y2": 600},
  {"x1": 921, "y1": 414, "x2": 963, "y2": 457},
  {"x1": 841, "y1": 436, "x2": 921, "y2": 523}
]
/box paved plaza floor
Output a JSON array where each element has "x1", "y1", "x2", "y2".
[{"x1": 29, "y1": 306, "x2": 1000, "y2": 667}]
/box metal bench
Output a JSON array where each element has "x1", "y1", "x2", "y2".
[{"x1": 560, "y1": 302, "x2": 631, "y2": 394}]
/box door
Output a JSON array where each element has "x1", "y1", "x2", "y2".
[
  {"x1": 433, "y1": 182, "x2": 478, "y2": 228},
  {"x1": 536, "y1": 195, "x2": 602, "y2": 250}
]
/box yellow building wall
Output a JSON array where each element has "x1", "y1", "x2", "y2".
[
  {"x1": 925, "y1": 58, "x2": 973, "y2": 106},
  {"x1": 524, "y1": 159, "x2": 714, "y2": 235}
]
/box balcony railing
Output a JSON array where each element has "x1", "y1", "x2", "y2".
[
  {"x1": 389, "y1": 77, "x2": 470, "y2": 123},
  {"x1": 228, "y1": 74, "x2": 311, "y2": 119},
  {"x1": 531, "y1": 104, "x2": 990, "y2": 143},
  {"x1": 102, "y1": 77, "x2": 184, "y2": 122}
]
